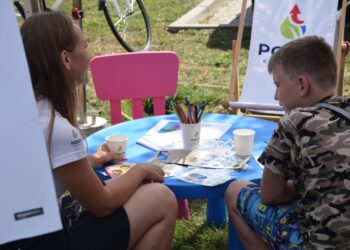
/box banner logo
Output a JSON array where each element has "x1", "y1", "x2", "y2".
[{"x1": 280, "y1": 4, "x2": 306, "y2": 40}]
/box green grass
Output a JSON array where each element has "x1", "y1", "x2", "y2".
[
  {"x1": 52, "y1": 0, "x2": 350, "y2": 248},
  {"x1": 173, "y1": 201, "x2": 228, "y2": 250}
]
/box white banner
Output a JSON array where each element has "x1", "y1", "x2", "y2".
[
  {"x1": 240, "y1": 0, "x2": 338, "y2": 105},
  {"x1": 0, "y1": 0, "x2": 62, "y2": 244}
]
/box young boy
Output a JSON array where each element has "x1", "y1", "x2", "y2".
[{"x1": 225, "y1": 36, "x2": 350, "y2": 249}]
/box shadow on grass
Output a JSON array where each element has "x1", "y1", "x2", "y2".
[
  {"x1": 172, "y1": 200, "x2": 228, "y2": 250},
  {"x1": 345, "y1": 31, "x2": 350, "y2": 41},
  {"x1": 206, "y1": 27, "x2": 252, "y2": 51},
  {"x1": 173, "y1": 223, "x2": 210, "y2": 249}
]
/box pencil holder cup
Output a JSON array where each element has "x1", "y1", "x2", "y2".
[{"x1": 180, "y1": 123, "x2": 201, "y2": 150}]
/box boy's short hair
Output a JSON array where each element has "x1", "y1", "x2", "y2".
[{"x1": 268, "y1": 36, "x2": 337, "y2": 89}]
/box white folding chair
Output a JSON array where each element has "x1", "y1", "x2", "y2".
[{"x1": 227, "y1": 0, "x2": 348, "y2": 121}]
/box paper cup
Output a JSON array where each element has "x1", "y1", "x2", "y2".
[
  {"x1": 105, "y1": 135, "x2": 128, "y2": 157},
  {"x1": 233, "y1": 129, "x2": 255, "y2": 156},
  {"x1": 180, "y1": 123, "x2": 201, "y2": 150}
]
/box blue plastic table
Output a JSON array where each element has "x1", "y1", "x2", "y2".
[{"x1": 86, "y1": 113, "x2": 276, "y2": 227}]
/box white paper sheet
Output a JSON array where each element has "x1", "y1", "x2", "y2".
[
  {"x1": 137, "y1": 119, "x2": 232, "y2": 151},
  {"x1": 0, "y1": 1, "x2": 62, "y2": 244}
]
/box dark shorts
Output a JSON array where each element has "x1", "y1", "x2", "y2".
[
  {"x1": 1, "y1": 207, "x2": 130, "y2": 250},
  {"x1": 237, "y1": 184, "x2": 303, "y2": 250}
]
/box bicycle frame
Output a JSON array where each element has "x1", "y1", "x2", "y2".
[
  {"x1": 109, "y1": 0, "x2": 134, "y2": 19},
  {"x1": 16, "y1": 0, "x2": 135, "y2": 20},
  {"x1": 13, "y1": 0, "x2": 64, "y2": 18},
  {"x1": 15, "y1": 0, "x2": 153, "y2": 51},
  {"x1": 51, "y1": 0, "x2": 65, "y2": 11}
]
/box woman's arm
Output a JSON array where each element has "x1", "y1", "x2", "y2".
[
  {"x1": 54, "y1": 158, "x2": 164, "y2": 217},
  {"x1": 260, "y1": 168, "x2": 301, "y2": 204}
]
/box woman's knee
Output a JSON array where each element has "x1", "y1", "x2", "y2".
[
  {"x1": 133, "y1": 183, "x2": 177, "y2": 214},
  {"x1": 152, "y1": 183, "x2": 178, "y2": 212}
]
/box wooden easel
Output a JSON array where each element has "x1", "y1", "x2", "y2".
[
  {"x1": 228, "y1": 0, "x2": 247, "y2": 102},
  {"x1": 336, "y1": 0, "x2": 349, "y2": 96}
]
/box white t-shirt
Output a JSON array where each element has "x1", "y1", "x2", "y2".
[{"x1": 36, "y1": 99, "x2": 87, "y2": 199}]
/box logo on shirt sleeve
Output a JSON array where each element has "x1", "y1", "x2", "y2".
[{"x1": 71, "y1": 129, "x2": 82, "y2": 146}]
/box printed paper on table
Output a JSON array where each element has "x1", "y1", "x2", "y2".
[
  {"x1": 105, "y1": 164, "x2": 134, "y2": 178},
  {"x1": 137, "y1": 119, "x2": 232, "y2": 151},
  {"x1": 163, "y1": 140, "x2": 250, "y2": 170},
  {"x1": 177, "y1": 168, "x2": 236, "y2": 186}
]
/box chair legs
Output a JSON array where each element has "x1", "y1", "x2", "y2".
[{"x1": 177, "y1": 199, "x2": 190, "y2": 220}]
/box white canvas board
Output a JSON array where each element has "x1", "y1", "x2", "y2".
[
  {"x1": 240, "y1": 0, "x2": 338, "y2": 104},
  {"x1": 0, "y1": 0, "x2": 62, "y2": 244}
]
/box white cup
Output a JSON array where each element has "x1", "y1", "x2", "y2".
[
  {"x1": 180, "y1": 123, "x2": 201, "y2": 150},
  {"x1": 233, "y1": 129, "x2": 255, "y2": 156},
  {"x1": 105, "y1": 135, "x2": 128, "y2": 157}
]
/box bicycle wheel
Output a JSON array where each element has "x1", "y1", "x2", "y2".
[{"x1": 99, "y1": 0, "x2": 152, "y2": 52}]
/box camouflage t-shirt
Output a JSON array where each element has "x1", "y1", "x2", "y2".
[{"x1": 258, "y1": 96, "x2": 350, "y2": 249}]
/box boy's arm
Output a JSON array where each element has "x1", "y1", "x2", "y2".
[{"x1": 260, "y1": 167, "x2": 301, "y2": 204}]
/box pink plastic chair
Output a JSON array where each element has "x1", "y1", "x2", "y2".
[{"x1": 90, "y1": 51, "x2": 190, "y2": 220}]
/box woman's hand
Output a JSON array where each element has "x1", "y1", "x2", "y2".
[
  {"x1": 89, "y1": 143, "x2": 126, "y2": 168},
  {"x1": 130, "y1": 163, "x2": 165, "y2": 183}
]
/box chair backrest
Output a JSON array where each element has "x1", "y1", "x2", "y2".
[
  {"x1": 228, "y1": 0, "x2": 347, "y2": 115},
  {"x1": 90, "y1": 51, "x2": 179, "y2": 124}
]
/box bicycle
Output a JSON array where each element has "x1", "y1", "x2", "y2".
[{"x1": 13, "y1": 0, "x2": 152, "y2": 52}]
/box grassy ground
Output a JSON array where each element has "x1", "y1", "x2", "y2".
[
  {"x1": 54, "y1": 1, "x2": 350, "y2": 249},
  {"x1": 172, "y1": 200, "x2": 228, "y2": 250}
]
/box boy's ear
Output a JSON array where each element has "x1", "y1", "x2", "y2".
[
  {"x1": 60, "y1": 50, "x2": 71, "y2": 70},
  {"x1": 297, "y1": 75, "x2": 310, "y2": 97}
]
